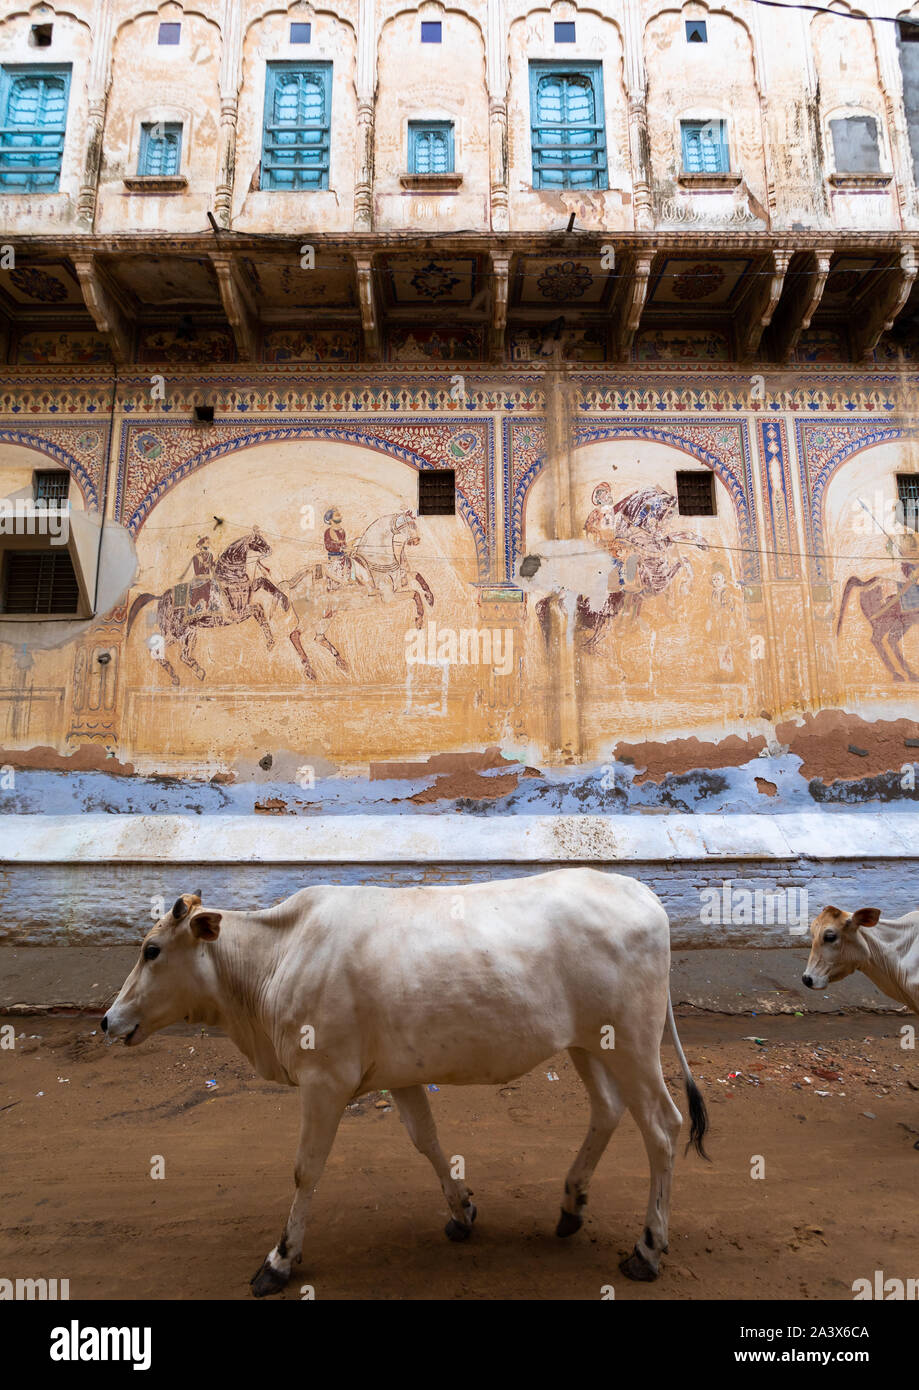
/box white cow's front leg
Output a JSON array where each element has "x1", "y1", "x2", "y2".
[
  {"x1": 251, "y1": 1081, "x2": 345, "y2": 1298},
  {"x1": 392, "y1": 1085, "x2": 477, "y2": 1240}
]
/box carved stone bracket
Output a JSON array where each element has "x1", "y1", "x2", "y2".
[
  {"x1": 738, "y1": 249, "x2": 791, "y2": 362},
  {"x1": 851, "y1": 244, "x2": 918, "y2": 360},
  {"x1": 772, "y1": 248, "x2": 833, "y2": 363},
  {"x1": 612, "y1": 251, "x2": 653, "y2": 361},
  {"x1": 354, "y1": 255, "x2": 380, "y2": 359},
  {"x1": 210, "y1": 254, "x2": 259, "y2": 362},
  {"x1": 73, "y1": 255, "x2": 133, "y2": 364},
  {"x1": 490, "y1": 253, "x2": 509, "y2": 360}
]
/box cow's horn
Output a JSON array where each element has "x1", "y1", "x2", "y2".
[{"x1": 172, "y1": 897, "x2": 189, "y2": 920}]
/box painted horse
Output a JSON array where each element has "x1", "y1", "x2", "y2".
[
  {"x1": 281, "y1": 509, "x2": 434, "y2": 680},
  {"x1": 126, "y1": 529, "x2": 290, "y2": 685},
  {"x1": 837, "y1": 572, "x2": 919, "y2": 681}
]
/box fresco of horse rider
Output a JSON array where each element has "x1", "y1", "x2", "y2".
[
  {"x1": 322, "y1": 507, "x2": 352, "y2": 588},
  {"x1": 837, "y1": 528, "x2": 919, "y2": 683},
  {"x1": 126, "y1": 527, "x2": 289, "y2": 686},
  {"x1": 577, "y1": 482, "x2": 709, "y2": 651}
]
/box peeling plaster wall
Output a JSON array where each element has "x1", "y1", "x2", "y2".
[
  {"x1": 0, "y1": 4, "x2": 94, "y2": 234},
  {"x1": 505, "y1": 4, "x2": 631, "y2": 232},
  {"x1": 95, "y1": 6, "x2": 223, "y2": 233},
  {"x1": 374, "y1": 5, "x2": 490, "y2": 230}
]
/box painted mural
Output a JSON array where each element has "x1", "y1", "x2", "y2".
[{"x1": 2, "y1": 372, "x2": 919, "y2": 791}]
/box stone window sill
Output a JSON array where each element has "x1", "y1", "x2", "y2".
[
  {"x1": 677, "y1": 171, "x2": 742, "y2": 191},
  {"x1": 828, "y1": 172, "x2": 893, "y2": 191},
  {"x1": 122, "y1": 175, "x2": 188, "y2": 193},
  {"x1": 399, "y1": 172, "x2": 463, "y2": 191}
]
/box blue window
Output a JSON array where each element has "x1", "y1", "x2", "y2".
[
  {"x1": 529, "y1": 62, "x2": 606, "y2": 190},
  {"x1": 0, "y1": 65, "x2": 70, "y2": 193},
  {"x1": 290, "y1": 22, "x2": 311, "y2": 44},
  {"x1": 680, "y1": 119, "x2": 729, "y2": 173},
  {"x1": 262, "y1": 62, "x2": 331, "y2": 190},
  {"x1": 421, "y1": 22, "x2": 442, "y2": 42},
  {"x1": 685, "y1": 20, "x2": 707, "y2": 43},
  {"x1": 554, "y1": 22, "x2": 576, "y2": 43},
  {"x1": 158, "y1": 22, "x2": 181, "y2": 45},
  {"x1": 408, "y1": 121, "x2": 454, "y2": 174},
  {"x1": 138, "y1": 121, "x2": 182, "y2": 176}
]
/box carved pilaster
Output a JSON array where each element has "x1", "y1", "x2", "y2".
[
  {"x1": 354, "y1": 102, "x2": 375, "y2": 232},
  {"x1": 76, "y1": 100, "x2": 106, "y2": 228},
  {"x1": 489, "y1": 99, "x2": 509, "y2": 233},
  {"x1": 214, "y1": 98, "x2": 238, "y2": 228}
]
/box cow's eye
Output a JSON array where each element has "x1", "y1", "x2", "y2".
[
  {"x1": 144, "y1": 943, "x2": 161, "y2": 962},
  {"x1": 823, "y1": 931, "x2": 837, "y2": 944}
]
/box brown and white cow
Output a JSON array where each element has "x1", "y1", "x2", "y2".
[
  {"x1": 803, "y1": 905, "x2": 919, "y2": 1014},
  {"x1": 102, "y1": 869, "x2": 709, "y2": 1296}
]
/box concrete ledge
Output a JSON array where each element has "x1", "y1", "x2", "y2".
[{"x1": 4, "y1": 811, "x2": 919, "y2": 863}]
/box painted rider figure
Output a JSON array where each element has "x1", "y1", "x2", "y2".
[
  {"x1": 892, "y1": 530, "x2": 919, "y2": 613},
  {"x1": 188, "y1": 536, "x2": 221, "y2": 614},
  {"x1": 323, "y1": 507, "x2": 352, "y2": 588}
]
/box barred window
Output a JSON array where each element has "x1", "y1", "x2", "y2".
[
  {"x1": 262, "y1": 63, "x2": 331, "y2": 190},
  {"x1": 2, "y1": 549, "x2": 80, "y2": 614},
  {"x1": 418, "y1": 470, "x2": 455, "y2": 516},
  {"x1": 530, "y1": 63, "x2": 607, "y2": 190},
  {"x1": 408, "y1": 122, "x2": 453, "y2": 174},
  {"x1": 0, "y1": 66, "x2": 71, "y2": 193},
  {"x1": 681, "y1": 119, "x2": 730, "y2": 174},
  {"x1": 34, "y1": 470, "x2": 69, "y2": 503},
  {"x1": 138, "y1": 122, "x2": 182, "y2": 177},
  {"x1": 676, "y1": 471, "x2": 716, "y2": 516},
  {"x1": 897, "y1": 474, "x2": 919, "y2": 530}
]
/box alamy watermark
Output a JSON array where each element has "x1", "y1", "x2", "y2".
[
  {"x1": 0, "y1": 498, "x2": 70, "y2": 544},
  {"x1": 405, "y1": 621, "x2": 515, "y2": 677},
  {"x1": 700, "y1": 882, "x2": 809, "y2": 933}
]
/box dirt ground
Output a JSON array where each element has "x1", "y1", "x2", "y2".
[{"x1": 1, "y1": 1010, "x2": 917, "y2": 1301}]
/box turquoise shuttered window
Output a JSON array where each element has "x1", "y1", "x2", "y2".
[
  {"x1": 529, "y1": 63, "x2": 606, "y2": 190},
  {"x1": 138, "y1": 122, "x2": 182, "y2": 176},
  {"x1": 262, "y1": 62, "x2": 331, "y2": 190},
  {"x1": 680, "y1": 119, "x2": 730, "y2": 173},
  {"x1": 0, "y1": 65, "x2": 71, "y2": 192},
  {"x1": 408, "y1": 122, "x2": 454, "y2": 174}
]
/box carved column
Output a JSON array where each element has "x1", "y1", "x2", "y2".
[
  {"x1": 215, "y1": 0, "x2": 242, "y2": 226},
  {"x1": 354, "y1": 0, "x2": 376, "y2": 230},
  {"x1": 487, "y1": 0, "x2": 509, "y2": 231},
  {"x1": 214, "y1": 98, "x2": 239, "y2": 227},
  {"x1": 76, "y1": 0, "x2": 114, "y2": 229},
  {"x1": 623, "y1": 0, "x2": 652, "y2": 229}
]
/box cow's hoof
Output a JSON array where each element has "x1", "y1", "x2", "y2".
[
  {"x1": 619, "y1": 1246, "x2": 659, "y2": 1282},
  {"x1": 556, "y1": 1208, "x2": 582, "y2": 1238},
  {"x1": 250, "y1": 1260, "x2": 289, "y2": 1298},
  {"x1": 445, "y1": 1205, "x2": 476, "y2": 1242}
]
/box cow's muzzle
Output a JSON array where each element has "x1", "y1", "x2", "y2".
[{"x1": 101, "y1": 1010, "x2": 143, "y2": 1046}]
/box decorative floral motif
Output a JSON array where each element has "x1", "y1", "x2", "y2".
[
  {"x1": 535, "y1": 260, "x2": 594, "y2": 301},
  {"x1": 670, "y1": 263, "x2": 726, "y2": 301},
  {"x1": 408, "y1": 261, "x2": 462, "y2": 300},
  {"x1": 9, "y1": 267, "x2": 68, "y2": 302}
]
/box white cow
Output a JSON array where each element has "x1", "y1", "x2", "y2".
[
  {"x1": 803, "y1": 905, "x2": 919, "y2": 1013},
  {"x1": 102, "y1": 868, "x2": 709, "y2": 1296}
]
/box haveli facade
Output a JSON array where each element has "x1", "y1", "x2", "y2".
[{"x1": 2, "y1": 0, "x2": 919, "y2": 839}]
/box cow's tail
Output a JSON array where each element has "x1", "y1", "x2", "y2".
[{"x1": 666, "y1": 993, "x2": 710, "y2": 1160}]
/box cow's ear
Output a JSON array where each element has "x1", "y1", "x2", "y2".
[
  {"x1": 848, "y1": 908, "x2": 881, "y2": 931},
  {"x1": 190, "y1": 909, "x2": 222, "y2": 941}
]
